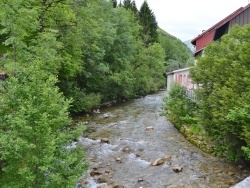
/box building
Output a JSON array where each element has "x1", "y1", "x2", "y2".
[
  {"x1": 167, "y1": 4, "x2": 250, "y2": 91},
  {"x1": 191, "y1": 4, "x2": 250, "y2": 57},
  {"x1": 166, "y1": 67, "x2": 196, "y2": 91}
]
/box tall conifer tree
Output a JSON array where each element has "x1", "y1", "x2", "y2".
[{"x1": 139, "y1": 1, "x2": 158, "y2": 45}]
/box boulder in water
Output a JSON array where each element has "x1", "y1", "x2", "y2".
[
  {"x1": 151, "y1": 158, "x2": 164, "y2": 166},
  {"x1": 101, "y1": 138, "x2": 109, "y2": 144},
  {"x1": 173, "y1": 165, "x2": 183, "y2": 173},
  {"x1": 115, "y1": 157, "x2": 122, "y2": 163},
  {"x1": 146, "y1": 126, "x2": 154, "y2": 131},
  {"x1": 90, "y1": 170, "x2": 102, "y2": 176}
]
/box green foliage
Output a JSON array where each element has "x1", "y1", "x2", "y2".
[
  {"x1": 157, "y1": 28, "x2": 193, "y2": 72},
  {"x1": 191, "y1": 25, "x2": 250, "y2": 161},
  {"x1": 164, "y1": 83, "x2": 197, "y2": 128},
  {"x1": 70, "y1": 87, "x2": 101, "y2": 113},
  {"x1": 0, "y1": 63, "x2": 87, "y2": 187},
  {"x1": 138, "y1": 1, "x2": 158, "y2": 45},
  {"x1": 133, "y1": 43, "x2": 166, "y2": 95}
]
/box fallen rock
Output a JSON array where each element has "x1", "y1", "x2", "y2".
[
  {"x1": 146, "y1": 126, "x2": 154, "y2": 131},
  {"x1": 151, "y1": 158, "x2": 164, "y2": 166},
  {"x1": 101, "y1": 138, "x2": 109, "y2": 144},
  {"x1": 173, "y1": 165, "x2": 183, "y2": 173}
]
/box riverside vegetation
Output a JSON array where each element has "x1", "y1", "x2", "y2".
[
  {"x1": 164, "y1": 25, "x2": 250, "y2": 165},
  {"x1": 0, "y1": 0, "x2": 192, "y2": 187}
]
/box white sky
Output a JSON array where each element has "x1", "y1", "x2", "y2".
[{"x1": 134, "y1": 0, "x2": 248, "y2": 41}]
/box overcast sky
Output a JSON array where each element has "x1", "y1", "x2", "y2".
[{"x1": 134, "y1": 0, "x2": 248, "y2": 41}]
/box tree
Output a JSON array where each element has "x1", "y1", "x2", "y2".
[
  {"x1": 0, "y1": 63, "x2": 87, "y2": 187},
  {"x1": 122, "y1": 0, "x2": 137, "y2": 14},
  {"x1": 138, "y1": 1, "x2": 158, "y2": 45},
  {"x1": 112, "y1": 0, "x2": 118, "y2": 8},
  {"x1": 0, "y1": 1, "x2": 88, "y2": 186},
  {"x1": 191, "y1": 25, "x2": 250, "y2": 161}
]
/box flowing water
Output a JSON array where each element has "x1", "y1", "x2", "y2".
[{"x1": 75, "y1": 91, "x2": 249, "y2": 188}]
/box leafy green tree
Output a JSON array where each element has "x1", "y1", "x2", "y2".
[
  {"x1": 157, "y1": 28, "x2": 192, "y2": 72},
  {"x1": 0, "y1": 1, "x2": 88, "y2": 186},
  {"x1": 133, "y1": 43, "x2": 166, "y2": 94},
  {"x1": 0, "y1": 63, "x2": 87, "y2": 187},
  {"x1": 138, "y1": 1, "x2": 158, "y2": 45},
  {"x1": 191, "y1": 25, "x2": 250, "y2": 161},
  {"x1": 164, "y1": 83, "x2": 197, "y2": 128}
]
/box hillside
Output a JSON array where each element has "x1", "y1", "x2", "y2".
[
  {"x1": 183, "y1": 39, "x2": 195, "y2": 53},
  {"x1": 157, "y1": 28, "x2": 194, "y2": 72}
]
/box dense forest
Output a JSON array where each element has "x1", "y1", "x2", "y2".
[{"x1": 0, "y1": 0, "x2": 192, "y2": 187}]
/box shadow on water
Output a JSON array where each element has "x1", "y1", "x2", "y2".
[{"x1": 74, "y1": 91, "x2": 250, "y2": 188}]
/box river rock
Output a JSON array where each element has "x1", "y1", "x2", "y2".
[
  {"x1": 97, "y1": 177, "x2": 108, "y2": 183},
  {"x1": 103, "y1": 113, "x2": 109, "y2": 118},
  {"x1": 122, "y1": 147, "x2": 132, "y2": 153},
  {"x1": 93, "y1": 109, "x2": 100, "y2": 113},
  {"x1": 115, "y1": 157, "x2": 122, "y2": 163},
  {"x1": 97, "y1": 185, "x2": 107, "y2": 188},
  {"x1": 173, "y1": 165, "x2": 183, "y2": 173},
  {"x1": 90, "y1": 170, "x2": 102, "y2": 176},
  {"x1": 151, "y1": 158, "x2": 164, "y2": 166},
  {"x1": 101, "y1": 138, "x2": 109, "y2": 144},
  {"x1": 146, "y1": 126, "x2": 154, "y2": 131},
  {"x1": 164, "y1": 155, "x2": 171, "y2": 160},
  {"x1": 105, "y1": 170, "x2": 111, "y2": 174},
  {"x1": 136, "y1": 154, "x2": 141, "y2": 158}
]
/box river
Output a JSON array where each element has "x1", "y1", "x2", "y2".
[{"x1": 75, "y1": 91, "x2": 249, "y2": 188}]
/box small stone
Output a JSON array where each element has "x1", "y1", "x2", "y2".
[
  {"x1": 105, "y1": 170, "x2": 111, "y2": 174},
  {"x1": 115, "y1": 157, "x2": 122, "y2": 163},
  {"x1": 146, "y1": 126, "x2": 154, "y2": 131},
  {"x1": 151, "y1": 158, "x2": 164, "y2": 166},
  {"x1": 122, "y1": 147, "x2": 132, "y2": 153},
  {"x1": 171, "y1": 155, "x2": 178, "y2": 158},
  {"x1": 173, "y1": 165, "x2": 183, "y2": 173},
  {"x1": 97, "y1": 185, "x2": 106, "y2": 188},
  {"x1": 238, "y1": 165, "x2": 243, "y2": 169},
  {"x1": 101, "y1": 138, "x2": 109, "y2": 144},
  {"x1": 214, "y1": 169, "x2": 222, "y2": 174},
  {"x1": 228, "y1": 172, "x2": 235, "y2": 176},
  {"x1": 136, "y1": 154, "x2": 141, "y2": 158},
  {"x1": 90, "y1": 170, "x2": 101, "y2": 176},
  {"x1": 164, "y1": 155, "x2": 171, "y2": 160},
  {"x1": 138, "y1": 179, "x2": 144, "y2": 182},
  {"x1": 97, "y1": 177, "x2": 108, "y2": 183},
  {"x1": 103, "y1": 113, "x2": 109, "y2": 118}
]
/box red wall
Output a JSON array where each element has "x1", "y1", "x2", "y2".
[{"x1": 195, "y1": 30, "x2": 215, "y2": 52}]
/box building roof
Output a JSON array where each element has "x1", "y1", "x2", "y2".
[
  {"x1": 172, "y1": 67, "x2": 191, "y2": 73},
  {"x1": 191, "y1": 5, "x2": 250, "y2": 45}
]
